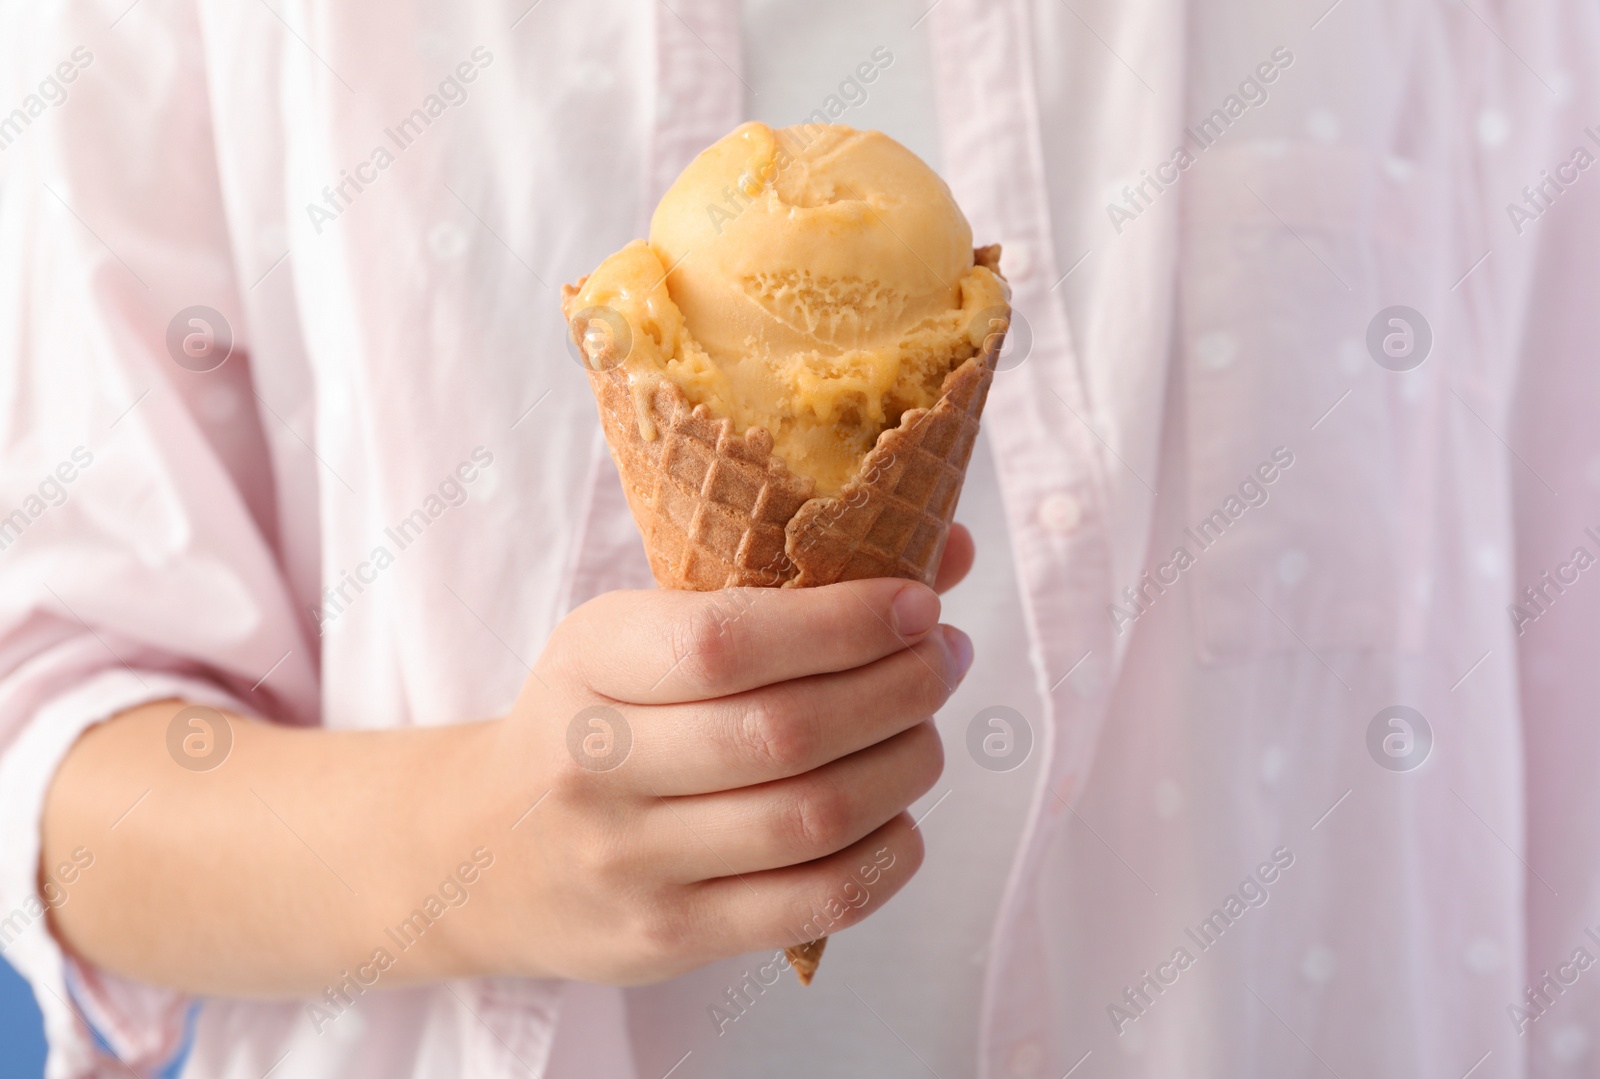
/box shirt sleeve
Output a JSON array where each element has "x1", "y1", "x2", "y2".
[{"x1": 0, "y1": 2, "x2": 320, "y2": 1074}]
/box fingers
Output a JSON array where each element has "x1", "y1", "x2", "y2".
[
  {"x1": 613, "y1": 627, "x2": 968, "y2": 794},
  {"x1": 647, "y1": 721, "x2": 943, "y2": 879},
  {"x1": 933, "y1": 523, "x2": 974, "y2": 594},
  {"x1": 560, "y1": 578, "x2": 943, "y2": 704},
  {"x1": 690, "y1": 811, "x2": 926, "y2": 962}
]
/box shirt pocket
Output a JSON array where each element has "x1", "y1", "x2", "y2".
[{"x1": 1176, "y1": 141, "x2": 1456, "y2": 663}]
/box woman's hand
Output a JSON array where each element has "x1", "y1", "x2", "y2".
[{"x1": 471, "y1": 573, "x2": 972, "y2": 984}]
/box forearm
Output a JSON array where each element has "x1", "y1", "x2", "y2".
[{"x1": 40, "y1": 699, "x2": 510, "y2": 997}]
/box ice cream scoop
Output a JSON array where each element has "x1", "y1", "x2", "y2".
[{"x1": 570, "y1": 121, "x2": 1005, "y2": 495}]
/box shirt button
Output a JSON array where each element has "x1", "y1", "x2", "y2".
[
  {"x1": 575, "y1": 60, "x2": 615, "y2": 90},
  {"x1": 1465, "y1": 936, "x2": 1503, "y2": 973},
  {"x1": 1259, "y1": 745, "x2": 1287, "y2": 785},
  {"x1": 1301, "y1": 945, "x2": 1337, "y2": 984},
  {"x1": 427, "y1": 220, "x2": 468, "y2": 260},
  {"x1": 1153, "y1": 779, "x2": 1183, "y2": 819},
  {"x1": 1005, "y1": 241, "x2": 1036, "y2": 280},
  {"x1": 1038, "y1": 492, "x2": 1082, "y2": 535},
  {"x1": 1276, "y1": 548, "x2": 1309, "y2": 587},
  {"x1": 1007, "y1": 1039, "x2": 1043, "y2": 1075},
  {"x1": 1551, "y1": 1025, "x2": 1589, "y2": 1062},
  {"x1": 1194, "y1": 331, "x2": 1238, "y2": 370}
]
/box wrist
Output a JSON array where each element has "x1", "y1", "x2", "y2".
[{"x1": 366, "y1": 717, "x2": 521, "y2": 984}]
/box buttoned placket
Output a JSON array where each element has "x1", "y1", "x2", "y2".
[
  {"x1": 927, "y1": 1, "x2": 1123, "y2": 1075},
  {"x1": 484, "y1": 8, "x2": 745, "y2": 1072},
  {"x1": 559, "y1": 0, "x2": 744, "y2": 613}
]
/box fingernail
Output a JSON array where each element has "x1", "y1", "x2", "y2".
[
  {"x1": 942, "y1": 626, "x2": 974, "y2": 682},
  {"x1": 891, "y1": 585, "x2": 941, "y2": 638}
]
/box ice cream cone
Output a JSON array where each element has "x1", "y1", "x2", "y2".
[
  {"x1": 785, "y1": 938, "x2": 827, "y2": 987},
  {"x1": 562, "y1": 244, "x2": 1008, "y2": 981}
]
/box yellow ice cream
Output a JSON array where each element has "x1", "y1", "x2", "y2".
[{"x1": 570, "y1": 121, "x2": 1006, "y2": 495}]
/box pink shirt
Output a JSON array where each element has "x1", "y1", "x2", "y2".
[{"x1": 3, "y1": 1, "x2": 1600, "y2": 1076}]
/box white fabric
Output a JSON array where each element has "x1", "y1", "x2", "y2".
[{"x1": 0, "y1": 1, "x2": 1598, "y2": 1077}]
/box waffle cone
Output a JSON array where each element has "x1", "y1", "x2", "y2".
[
  {"x1": 785, "y1": 938, "x2": 827, "y2": 986},
  {"x1": 563, "y1": 245, "x2": 1007, "y2": 981}
]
